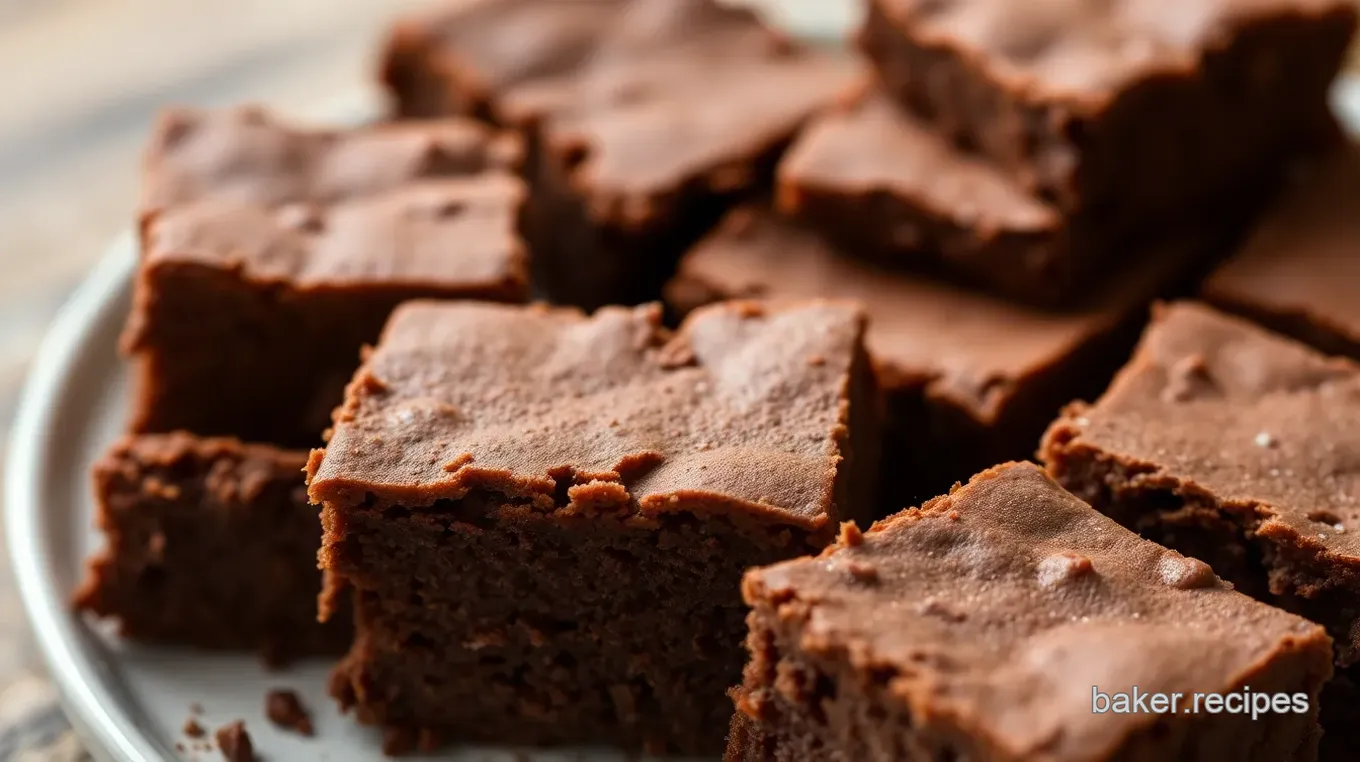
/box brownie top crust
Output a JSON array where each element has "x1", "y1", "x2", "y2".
[
  {"x1": 667, "y1": 207, "x2": 1193, "y2": 421},
  {"x1": 386, "y1": 0, "x2": 628, "y2": 102},
  {"x1": 140, "y1": 176, "x2": 528, "y2": 292},
  {"x1": 871, "y1": 0, "x2": 1356, "y2": 104},
  {"x1": 142, "y1": 106, "x2": 521, "y2": 211},
  {"x1": 1203, "y1": 144, "x2": 1360, "y2": 349},
  {"x1": 1047, "y1": 301, "x2": 1360, "y2": 559},
  {"x1": 744, "y1": 462, "x2": 1331, "y2": 759},
  {"x1": 308, "y1": 299, "x2": 866, "y2": 528},
  {"x1": 779, "y1": 89, "x2": 1058, "y2": 238}
]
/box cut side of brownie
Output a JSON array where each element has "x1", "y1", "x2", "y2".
[
  {"x1": 125, "y1": 176, "x2": 530, "y2": 448},
  {"x1": 381, "y1": 0, "x2": 859, "y2": 309},
  {"x1": 307, "y1": 299, "x2": 880, "y2": 755},
  {"x1": 74, "y1": 433, "x2": 350, "y2": 666},
  {"x1": 1203, "y1": 143, "x2": 1360, "y2": 361},
  {"x1": 1040, "y1": 301, "x2": 1360, "y2": 758},
  {"x1": 667, "y1": 206, "x2": 1214, "y2": 511},
  {"x1": 731, "y1": 462, "x2": 1333, "y2": 762}
]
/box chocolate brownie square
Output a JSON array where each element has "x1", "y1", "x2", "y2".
[
  {"x1": 1203, "y1": 144, "x2": 1360, "y2": 361},
  {"x1": 667, "y1": 207, "x2": 1211, "y2": 509},
  {"x1": 381, "y1": 0, "x2": 627, "y2": 120},
  {"x1": 381, "y1": 0, "x2": 857, "y2": 309},
  {"x1": 74, "y1": 433, "x2": 349, "y2": 665},
  {"x1": 730, "y1": 462, "x2": 1333, "y2": 762},
  {"x1": 125, "y1": 176, "x2": 530, "y2": 447},
  {"x1": 858, "y1": 0, "x2": 1355, "y2": 229},
  {"x1": 141, "y1": 106, "x2": 522, "y2": 213},
  {"x1": 778, "y1": 87, "x2": 1238, "y2": 307},
  {"x1": 307, "y1": 298, "x2": 879, "y2": 754},
  {"x1": 1040, "y1": 302, "x2": 1360, "y2": 758}
]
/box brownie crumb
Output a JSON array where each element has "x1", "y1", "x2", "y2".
[
  {"x1": 190, "y1": 702, "x2": 204, "y2": 714},
  {"x1": 265, "y1": 689, "x2": 314, "y2": 736},
  {"x1": 837, "y1": 521, "x2": 864, "y2": 547},
  {"x1": 215, "y1": 721, "x2": 255, "y2": 762},
  {"x1": 183, "y1": 717, "x2": 205, "y2": 737}
]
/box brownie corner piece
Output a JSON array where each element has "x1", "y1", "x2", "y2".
[
  {"x1": 307, "y1": 297, "x2": 879, "y2": 754},
  {"x1": 74, "y1": 432, "x2": 348, "y2": 665},
  {"x1": 732, "y1": 461, "x2": 1333, "y2": 762}
]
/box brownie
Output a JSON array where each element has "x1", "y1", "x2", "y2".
[
  {"x1": 74, "y1": 433, "x2": 349, "y2": 665},
  {"x1": 125, "y1": 176, "x2": 530, "y2": 447},
  {"x1": 1040, "y1": 302, "x2": 1360, "y2": 758},
  {"x1": 214, "y1": 721, "x2": 254, "y2": 762},
  {"x1": 381, "y1": 0, "x2": 858, "y2": 309},
  {"x1": 730, "y1": 462, "x2": 1333, "y2": 762},
  {"x1": 1203, "y1": 144, "x2": 1360, "y2": 361},
  {"x1": 858, "y1": 0, "x2": 1355, "y2": 231},
  {"x1": 141, "y1": 106, "x2": 522, "y2": 213},
  {"x1": 381, "y1": 0, "x2": 628, "y2": 121},
  {"x1": 307, "y1": 299, "x2": 880, "y2": 754},
  {"x1": 666, "y1": 207, "x2": 1210, "y2": 509},
  {"x1": 779, "y1": 87, "x2": 1236, "y2": 306}
]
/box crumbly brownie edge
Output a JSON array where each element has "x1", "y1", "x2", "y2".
[{"x1": 73, "y1": 435, "x2": 349, "y2": 664}]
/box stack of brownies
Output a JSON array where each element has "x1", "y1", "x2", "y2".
[{"x1": 72, "y1": 0, "x2": 1360, "y2": 759}]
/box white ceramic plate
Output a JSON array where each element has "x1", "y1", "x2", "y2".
[{"x1": 8, "y1": 14, "x2": 1360, "y2": 762}]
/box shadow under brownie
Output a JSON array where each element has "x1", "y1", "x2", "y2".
[
  {"x1": 381, "y1": 0, "x2": 858, "y2": 309},
  {"x1": 1040, "y1": 301, "x2": 1360, "y2": 759},
  {"x1": 307, "y1": 298, "x2": 880, "y2": 755},
  {"x1": 667, "y1": 206, "x2": 1218, "y2": 511},
  {"x1": 729, "y1": 462, "x2": 1332, "y2": 762},
  {"x1": 74, "y1": 432, "x2": 350, "y2": 666}
]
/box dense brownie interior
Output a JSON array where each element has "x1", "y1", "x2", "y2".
[
  {"x1": 732, "y1": 463, "x2": 1333, "y2": 762},
  {"x1": 74, "y1": 433, "x2": 349, "y2": 665},
  {"x1": 328, "y1": 493, "x2": 826, "y2": 754}
]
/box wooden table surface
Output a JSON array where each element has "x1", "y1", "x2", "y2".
[{"x1": 0, "y1": 0, "x2": 1355, "y2": 759}]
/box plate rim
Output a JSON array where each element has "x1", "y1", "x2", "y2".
[{"x1": 5, "y1": 233, "x2": 149, "y2": 762}]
